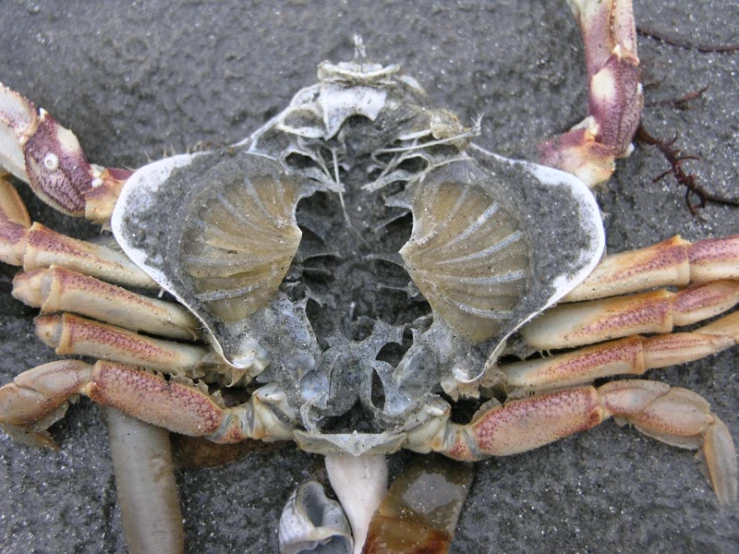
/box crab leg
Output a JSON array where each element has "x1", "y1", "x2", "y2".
[
  {"x1": 564, "y1": 235, "x2": 739, "y2": 302},
  {"x1": 0, "y1": 88, "x2": 190, "y2": 554},
  {"x1": 539, "y1": 0, "x2": 642, "y2": 186},
  {"x1": 22, "y1": 222, "x2": 156, "y2": 287},
  {"x1": 33, "y1": 313, "x2": 213, "y2": 377},
  {"x1": 0, "y1": 172, "x2": 30, "y2": 265},
  {"x1": 13, "y1": 266, "x2": 199, "y2": 340},
  {"x1": 504, "y1": 311, "x2": 738, "y2": 391},
  {"x1": 522, "y1": 280, "x2": 739, "y2": 349},
  {"x1": 0, "y1": 360, "x2": 296, "y2": 447},
  {"x1": 0, "y1": 177, "x2": 155, "y2": 286},
  {"x1": 413, "y1": 380, "x2": 737, "y2": 505}
]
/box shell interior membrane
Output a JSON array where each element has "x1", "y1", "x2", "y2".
[{"x1": 113, "y1": 52, "x2": 603, "y2": 451}]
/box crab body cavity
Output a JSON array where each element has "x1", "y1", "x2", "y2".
[{"x1": 112, "y1": 54, "x2": 604, "y2": 455}]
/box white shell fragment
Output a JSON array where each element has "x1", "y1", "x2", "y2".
[
  {"x1": 112, "y1": 152, "x2": 200, "y2": 293},
  {"x1": 326, "y1": 454, "x2": 388, "y2": 554},
  {"x1": 279, "y1": 480, "x2": 353, "y2": 554}
]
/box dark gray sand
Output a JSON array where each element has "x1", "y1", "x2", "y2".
[{"x1": 0, "y1": 1, "x2": 737, "y2": 552}]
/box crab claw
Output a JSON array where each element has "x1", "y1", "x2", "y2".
[
  {"x1": 0, "y1": 83, "x2": 93, "y2": 216},
  {"x1": 0, "y1": 83, "x2": 130, "y2": 221},
  {"x1": 539, "y1": 0, "x2": 643, "y2": 186}
]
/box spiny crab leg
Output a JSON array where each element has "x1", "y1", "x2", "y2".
[
  {"x1": 0, "y1": 83, "x2": 128, "y2": 222},
  {"x1": 539, "y1": 0, "x2": 643, "y2": 186},
  {"x1": 410, "y1": 380, "x2": 737, "y2": 506}
]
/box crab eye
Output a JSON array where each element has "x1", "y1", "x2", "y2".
[
  {"x1": 401, "y1": 163, "x2": 530, "y2": 342},
  {"x1": 182, "y1": 171, "x2": 302, "y2": 323}
]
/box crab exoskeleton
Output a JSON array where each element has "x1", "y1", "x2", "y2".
[{"x1": 0, "y1": 1, "x2": 737, "y2": 553}]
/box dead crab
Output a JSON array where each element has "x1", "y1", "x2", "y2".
[{"x1": 1, "y1": 0, "x2": 739, "y2": 548}]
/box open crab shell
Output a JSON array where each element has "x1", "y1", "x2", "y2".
[{"x1": 112, "y1": 54, "x2": 604, "y2": 453}]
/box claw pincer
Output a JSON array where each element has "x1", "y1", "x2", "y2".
[{"x1": 0, "y1": 82, "x2": 129, "y2": 221}]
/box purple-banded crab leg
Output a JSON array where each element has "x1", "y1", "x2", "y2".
[
  {"x1": 539, "y1": 0, "x2": 643, "y2": 186},
  {"x1": 0, "y1": 83, "x2": 129, "y2": 223}
]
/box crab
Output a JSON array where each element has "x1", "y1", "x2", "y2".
[{"x1": 1, "y1": 1, "x2": 739, "y2": 552}]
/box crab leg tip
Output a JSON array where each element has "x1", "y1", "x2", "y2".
[
  {"x1": 600, "y1": 381, "x2": 738, "y2": 504},
  {"x1": 703, "y1": 417, "x2": 739, "y2": 506}
]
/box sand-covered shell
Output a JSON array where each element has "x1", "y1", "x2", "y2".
[
  {"x1": 279, "y1": 480, "x2": 353, "y2": 554},
  {"x1": 113, "y1": 151, "x2": 307, "y2": 366},
  {"x1": 400, "y1": 162, "x2": 530, "y2": 342}
]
